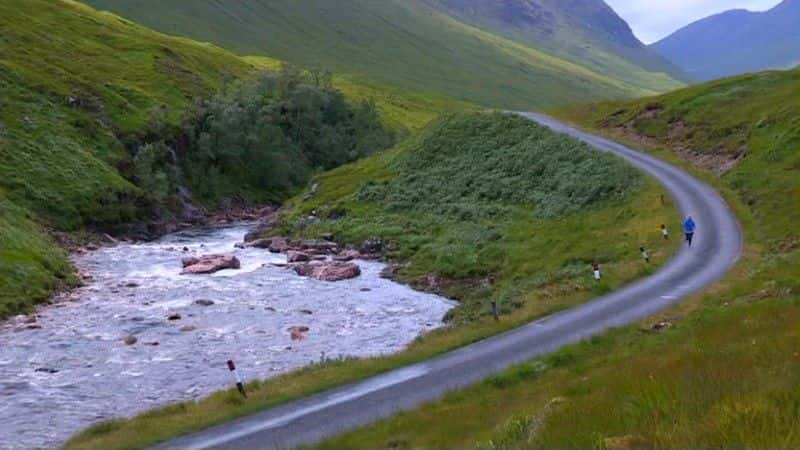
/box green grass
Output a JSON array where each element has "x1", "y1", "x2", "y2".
[
  {"x1": 85, "y1": 0, "x2": 683, "y2": 110},
  {"x1": 311, "y1": 69, "x2": 800, "y2": 449},
  {"x1": 67, "y1": 112, "x2": 678, "y2": 450}
]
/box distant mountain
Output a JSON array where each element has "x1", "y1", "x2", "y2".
[
  {"x1": 425, "y1": 0, "x2": 687, "y2": 84},
  {"x1": 651, "y1": 0, "x2": 800, "y2": 81},
  {"x1": 84, "y1": 0, "x2": 684, "y2": 109}
]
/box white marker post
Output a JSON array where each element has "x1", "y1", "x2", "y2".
[
  {"x1": 593, "y1": 263, "x2": 601, "y2": 281},
  {"x1": 227, "y1": 360, "x2": 247, "y2": 398}
]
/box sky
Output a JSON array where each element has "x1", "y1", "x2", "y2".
[{"x1": 605, "y1": 0, "x2": 784, "y2": 43}]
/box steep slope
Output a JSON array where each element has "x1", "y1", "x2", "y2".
[
  {"x1": 0, "y1": 0, "x2": 454, "y2": 318},
  {"x1": 84, "y1": 0, "x2": 683, "y2": 109},
  {"x1": 425, "y1": 0, "x2": 686, "y2": 88},
  {"x1": 651, "y1": 0, "x2": 800, "y2": 81},
  {"x1": 308, "y1": 69, "x2": 800, "y2": 449},
  {"x1": 0, "y1": 0, "x2": 255, "y2": 317}
]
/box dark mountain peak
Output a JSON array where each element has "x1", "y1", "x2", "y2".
[{"x1": 651, "y1": 0, "x2": 800, "y2": 81}]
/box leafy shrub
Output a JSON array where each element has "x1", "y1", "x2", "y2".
[
  {"x1": 178, "y1": 66, "x2": 395, "y2": 205},
  {"x1": 357, "y1": 112, "x2": 639, "y2": 219}
]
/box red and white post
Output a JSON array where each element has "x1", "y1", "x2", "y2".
[{"x1": 227, "y1": 360, "x2": 247, "y2": 398}]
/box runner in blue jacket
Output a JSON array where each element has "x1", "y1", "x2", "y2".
[{"x1": 683, "y1": 216, "x2": 697, "y2": 247}]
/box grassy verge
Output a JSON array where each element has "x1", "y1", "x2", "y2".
[
  {"x1": 67, "y1": 113, "x2": 678, "y2": 449},
  {"x1": 312, "y1": 70, "x2": 800, "y2": 449}
]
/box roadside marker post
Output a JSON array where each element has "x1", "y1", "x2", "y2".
[
  {"x1": 227, "y1": 360, "x2": 247, "y2": 398},
  {"x1": 491, "y1": 301, "x2": 499, "y2": 321}
]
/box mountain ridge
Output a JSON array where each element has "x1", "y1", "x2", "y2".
[
  {"x1": 651, "y1": 0, "x2": 800, "y2": 81},
  {"x1": 84, "y1": 0, "x2": 684, "y2": 108},
  {"x1": 424, "y1": 0, "x2": 687, "y2": 83}
]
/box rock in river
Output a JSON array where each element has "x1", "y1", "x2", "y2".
[
  {"x1": 181, "y1": 254, "x2": 241, "y2": 275},
  {"x1": 287, "y1": 250, "x2": 311, "y2": 263},
  {"x1": 293, "y1": 261, "x2": 361, "y2": 282},
  {"x1": 333, "y1": 249, "x2": 361, "y2": 262},
  {"x1": 288, "y1": 326, "x2": 310, "y2": 341}
]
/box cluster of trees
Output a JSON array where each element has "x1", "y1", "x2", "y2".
[{"x1": 133, "y1": 66, "x2": 394, "y2": 208}]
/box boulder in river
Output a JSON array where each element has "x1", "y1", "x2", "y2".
[
  {"x1": 287, "y1": 250, "x2": 311, "y2": 263},
  {"x1": 293, "y1": 261, "x2": 361, "y2": 282},
  {"x1": 194, "y1": 299, "x2": 215, "y2": 306},
  {"x1": 288, "y1": 326, "x2": 310, "y2": 341},
  {"x1": 333, "y1": 250, "x2": 361, "y2": 262},
  {"x1": 248, "y1": 236, "x2": 293, "y2": 253},
  {"x1": 181, "y1": 254, "x2": 240, "y2": 275},
  {"x1": 298, "y1": 240, "x2": 338, "y2": 253},
  {"x1": 167, "y1": 313, "x2": 182, "y2": 321},
  {"x1": 123, "y1": 335, "x2": 137, "y2": 345}
]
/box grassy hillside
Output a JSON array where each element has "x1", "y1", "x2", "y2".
[
  {"x1": 427, "y1": 0, "x2": 686, "y2": 88},
  {"x1": 0, "y1": 0, "x2": 256, "y2": 317},
  {"x1": 0, "y1": 0, "x2": 464, "y2": 319},
  {"x1": 313, "y1": 69, "x2": 800, "y2": 449},
  {"x1": 67, "y1": 113, "x2": 678, "y2": 450},
  {"x1": 85, "y1": 0, "x2": 683, "y2": 109}
]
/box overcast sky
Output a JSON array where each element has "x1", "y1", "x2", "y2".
[{"x1": 605, "y1": 0, "x2": 784, "y2": 43}]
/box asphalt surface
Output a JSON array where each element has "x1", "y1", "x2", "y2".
[{"x1": 153, "y1": 113, "x2": 743, "y2": 450}]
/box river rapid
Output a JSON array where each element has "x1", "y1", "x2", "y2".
[{"x1": 0, "y1": 224, "x2": 454, "y2": 449}]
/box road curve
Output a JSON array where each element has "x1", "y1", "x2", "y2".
[{"x1": 154, "y1": 113, "x2": 742, "y2": 450}]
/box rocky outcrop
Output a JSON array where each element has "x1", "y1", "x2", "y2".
[
  {"x1": 287, "y1": 250, "x2": 311, "y2": 263},
  {"x1": 293, "y1": 261, "x2": 361, "y2": 282},
  {"x1": 333, "y1": 249, "x2": 362, "y2": 262},
  {"x1": 288, "y1": 325, "x2": 309, "y2": 341},
  {"x1": 181, "y1": 254, "x2": 241, "y2": 275}
]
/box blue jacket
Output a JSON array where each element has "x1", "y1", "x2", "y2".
[{"x1": 684, "y1": 217, "x2": 696, "y2": 233}]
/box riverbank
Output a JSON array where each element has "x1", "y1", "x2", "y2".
[{"x1": 0, "y1": 223, "x2": 454, "y2": 449}]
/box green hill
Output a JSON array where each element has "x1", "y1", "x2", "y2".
[
  {"x1": 309, "y1": 69, "x2": 800, "y2": 449},
  {"x1": 0, "y1": 0, "x2": 253, "y2": 317},
  {"x1": 84, "y1": 0, "x2": 684, "y2": 109},
  {"x1": 0, "y1": 0, "x2": 461, "y2": 318},
  {"x1": 426, "y1": 0, "x2": 687, "y2": 87}
]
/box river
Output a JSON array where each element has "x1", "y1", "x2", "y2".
[{"x1": 0, "y1": 224, "x2": 454, "y2": 449}]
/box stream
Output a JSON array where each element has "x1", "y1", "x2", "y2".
[{"x1": 0, "y1": 224, "x2": 454, "y2": 449}]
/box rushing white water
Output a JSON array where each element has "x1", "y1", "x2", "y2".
[{"x1": 0, "y1": 224, "x2": 454, "y2": 449}]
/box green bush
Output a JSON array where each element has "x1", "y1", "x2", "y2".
[
  {"x1": 357, "y1": 113, "x2": 639, "y2": 219},
  {"x1": 178, "y1": 66, "x2": 395, "y2": 205}
]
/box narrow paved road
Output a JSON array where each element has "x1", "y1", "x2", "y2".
[{"x1": 154, "y1": 114, "x2": 742, "y2": 450}]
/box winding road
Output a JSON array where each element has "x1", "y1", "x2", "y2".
[{"x1": 154, "y1": 114, "x2": 743, "y2": 450}]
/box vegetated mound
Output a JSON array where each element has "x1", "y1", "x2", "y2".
[
  {"x1": 287, "y1": 112, "x2": 655, "y2": 323},
  {"x1": 84, "y1": 0, "x2": 682, "y2": 109},
  {"x1": 359, "y1": 112, "x2": 639, "y2": 219}
]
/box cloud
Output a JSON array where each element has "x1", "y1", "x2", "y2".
[{"x1": 605, "y1": 0, "x2": 784, "y2": 43}]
